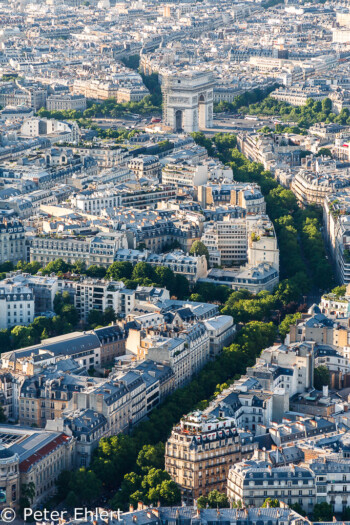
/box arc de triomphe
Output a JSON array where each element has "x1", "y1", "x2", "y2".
[{"x1": 161, "y1": 70, "x2": 216, "y2": 133}]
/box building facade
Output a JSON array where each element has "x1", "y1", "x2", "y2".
[
  {"x1": 227, "y1": 460, "x2": 316, "y2": 511},
  {"x1": 162, "y1": 71, "x2": 215, "y2": 133},
  {"x1": 0, "y1": 282, "x2": 34, "y2": 329},
  {"x1": 165, "y1": 412, "x2": 255, "y2": 504},
  {"x1": 0, "y1": 219, "x2": 26, "y2": 265}
]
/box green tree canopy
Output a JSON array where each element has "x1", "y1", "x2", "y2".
[
  {"x1": 331, "y1": 285, "x2": 346, "y2": 298},
  {"x1": 88, "y1": 309, "x2": 104, "y2": 328},
  {"x1": 313, "y1": 502, "x2": 333, "y2": 522},
  {"x1": 132, "y1": 262, "x2": 157, "y2": 282},
  {"x1": 262, "y1": 498, "x2": 280, "y2": 508},
  {"x1": 86, "y1": 265, "x2": 107, "y2": 278},
  {"x1": 314, "y1": 365, "x2": 330, "y2": 391},
  {"x1": 104, "y1": 307, "x2": 116, "y2": 325},
  {"x1": 175, "y1": 274, "x2": 190, "y2": 299},
  {"x1": 316, "y1": 147, "x2": 332, "y2": 158},
  {"x1": 197, "y1": 490, "x2": 230, "y2": 509},
  {"x1": 69, "y1": 468, "x2": 102, "y2": 505},
  {"x1": 0, "y1": 329, "x2": 11, "y2": 353},
  {"x1": 154, "y1": 266, "x2": 176, "y2": 295},
  {"x1": 106, "y1": 261, "x2": 133, "y2": 281},
  {"x1": 279, "y1": 312, "x2": 302, "y2": 340},
  {"x1": 191, "y1": 132, "x2": 215, "y2": 156},
  {"x1": 43, "y1": 258, "x2": 70, "y2": 275},
  {"x1": 11, "y1": 326, "x2": 35, "y2": 349},
  {"x1": 136, "y1": 443, "x2": 165, "y2": 472},
  {"x1": 289, "y1": 503, "x2": 306, "y2": 517},
  {"x1": 60, "y1": 304, "x2": 79, "y2": 327},
  {"x1": 190, "y1": 240, "x2": 209, "y2": 262}
]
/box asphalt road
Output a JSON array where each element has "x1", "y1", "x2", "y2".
[
  {"x1": 91, "y1": 117, "x2": 152, "y2": 130},
  {"x1": 90, "y1": 115, "x2": 278, "y2": 133},
  {"x1": 205, "y1": 116, "x2": 276, "y2": 134}
]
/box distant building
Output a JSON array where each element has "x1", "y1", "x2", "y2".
[
  {"x1": 162, "y1": 161, "x2": 208, "y2": 188},
  {"x1": 71, "y1": 188, "x2": 122, "y2": 213},
  {"x1": 1, "y1": 331, "x2": 102, "y2": 372},
  {"x1": 0, "y1": 281, "x2": 34, "y2": 329},
  {"x1": 1, "y1": 273, "x2": 59, "y2": 315},
  {"x1": 292, "y1": 157, "x2": 350, "y2": 207},
  {"x1": 128, "y1": 155, "x2": 161, "y2": 181},
  {"x1": 46, "y1": 93, "x2": 87, "y2": 112},
  {"x1": 270, "y1": 86, "x2": 328, "y2": 106},
  {"x1": 202, "y1": 263, "x2": 279, "y2": 293},
  {"x1": 309, "y1": 454, "x2": 350, "y2": 513},
  {"x1": 0, "y1": 219, "x2": 25, "y2": 264},
  {"x1": 115, "y1": 249, "x2": 207, "y2": 284},
  {"x1": 197, "y1": 183, "x2": 266, "y2": 215},
  {"x1": 30, "y1": 231, "x2": 128, "y2": 268},
  {"x1": 72, "y1": 80, "x2": 119, "y2": 100},
  {"x1": 20, "y1": 117, "x2": 80, "y2": 143}
]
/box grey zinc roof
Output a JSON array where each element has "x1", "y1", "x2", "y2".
[
  {"x1": 3, "y1": 427, "x2": 63, "y2": 462},
  {"x1": 93, "y1": 381, "x2": 129, "y2": 405},
  {"x1": 3, "y1": 332, "x2": 100, "y2": 360},
  {"x1": 67, "y1": 409, "x2": 107, "y2": 436},
  {"x1": 58, "y1": 506, "x2": 306, "y2": 525}
]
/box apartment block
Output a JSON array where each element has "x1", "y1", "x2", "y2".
[
  {"x1": 165, "y1": 412, "x2": 255, "y2": 504},
  {"x1": 30, "y1": 231, "x2": 128, "y2": 267},
  {"x1": 227, "y1": 460, "x2": 316, "y2": 511},
  {"x1": 162, "y1": 161, "x2": 208, "y2": 188},
  {"x1": 115, "y1": 249, "x2": 207, "y2": 284},
  {"x1": 0, "y1": 282, "x2": 34, "y2": 329},
  {"x1": 0, "y1": 219, "x2": 26, "y2": 265},
  {"x1": 46, "y1": 93, "x2": 87, "y2": 112}
]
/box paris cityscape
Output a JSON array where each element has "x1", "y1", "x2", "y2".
[{"x1": 1, "y1": 0, "x2": 350, "y2": 523}]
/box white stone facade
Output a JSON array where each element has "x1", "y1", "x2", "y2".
[
  {"x1": 162, "y1": 70, "x2": 215, "y2": 133},
  {"x1": 0, "y1": 283, "x2": 34, "y2": 329}
]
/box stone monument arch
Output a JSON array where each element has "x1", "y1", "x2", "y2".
[{"x1": 162, "y1": 70, "x2": 215, "y2": 133}]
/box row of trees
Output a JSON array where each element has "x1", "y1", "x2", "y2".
[
  {"x1": 215, "y1": 135, "x2": 334, "y2": 290},
  {"x1": 56, "y1": 442, "x2": 180, "y2": 510},
  {"x1": 0, "y1": 291, "x2": 79, "y2": 351},
  {"x1": 36, "y1": 70, "x2": 162, "y2": 127},
  {"x1": 258, "y1": 124, "x2": 307, "y2": 136},
  {"x1": 190, "y1": 132, "x2": 238, "y2": 161},
  {"x1": 190, "y1": 132, "x2": 335, "y2": 328},
  {"x1": 46, "y1": 129, "x2": 336, "y2": 510},
  {"x1": 0, "y1": 260, "x2": 191, "y2": 352},
  {"x1": 0, "y1": 260, "x2": 42, "y2": 279},
  {"x1": 105, "y1": 261, "x2": 190, "y2": 298},
  {"x1": 54, "y1": 319, "x2": 276, "y2": 509},
  {"x1": 247, "y1": 96, "x2": 350, "y2": 128},
  {"x1": 296, "y1": 209, "x2": 335, "y2": 289},
  {"x1": 192, "y1": 132, "x2": 333, "y2": 296},
  {"x1": 1, "y1": 258, "x2": 191, "y2": 298},
  {"x1": 11, "y1": 130, "x2": 336, "y2": 511},
  {"x1": 0, "y1": 258, "x2": 99, "y2": 278},
  {"x1": 213, "y1": 84, "x2": 279, "y2": 114}
]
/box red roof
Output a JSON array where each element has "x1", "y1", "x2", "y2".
[{"x1": 19, "y1": 434, "x2": 70, "y2": 473}]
